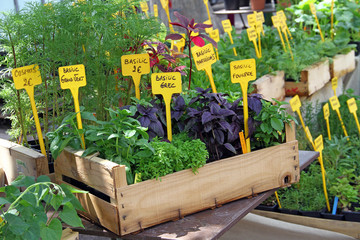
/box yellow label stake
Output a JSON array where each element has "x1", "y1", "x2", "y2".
[
  {"x1": 151, "y1": 72, "x2": 182, "y2": 141},
  {"x1": 140, "y1": 1, "x2": 149, "y2": 17},
  {"x1": 314, "y1": 134, "x2": 331, "y2": 212},
  {"x1": 272, "y1": 15, "x2": 287, "y2": 52},
  {"x1": 331, "y1": 77, "x2": 338, "y2": 96},
  {"x1": 192, "y1": 44, "x2": 217, "y2": 93},
  {"x1": 59, "y1": 64, "x2": 87, "y2": 149},
  {"x1": 347, "y1": 98, "x2": 360, "y2": 136},
  {"x1": 12, "y1": 65, "x2": 46, "y2": 157},
  {"x1": 280, "y1": 17, "x2": 293, "y2": 60},
  {"x1": 323, "y1": 103, "x2": 331, "y2": 140},
  {"x1": 230, "y1": 58, "x2": 256, "y2": 152},
  {"x1": 310, "y1": 3, "x2": 325, "y2": 42},
  {"x1": 221, "y1": 19, "x2": 237, "y2": 56},
  {"x1": 247, "y1": 27, "x2": 260, "y2": 58},
  {"x1": 209, "y1": 29, "x2": 220, "y2": 60},
  {"x1": 329, "y1": 95, "x2": 348, "y2": 137},
  {"x1": 121, "y1": 53, "x2": 150, "y2": 99},
  {"x1": 277, "y1": 10, "x2": 292, "y2": 39},
  {"x1": 153, "y1": 4, "x2": 158, "y2": 17},
  {"x1": 203, "y1": 0, "x2": 212, "y2": 25},
  {"x1": 247, "y1": 13, "x2": 256, "y2": 27},
  {"x1": 204, "y1": 20, "x2": 213, "y2": 34}
]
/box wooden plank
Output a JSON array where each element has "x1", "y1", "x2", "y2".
[
  {"x1": 285, "y1": 81, "x2": 308, "y2": 97},
  {"x1": 252, "y1": 71, "x2": 285, "y2": 101},
  {"x1": 0, "y1": 168, "x2": 6, "y2": 187},
  {"x1": 304, "y1": 59, "x2": 330, "y2": 96},
  {"x1": 331, "y1": 50, "x2": 356, "y2": 79},
  {"x1": 55, "y1": 148, "x2": 126, "y2": 200},
  {"x1": 285, "y1": 121, "x2": 296, "y2": 143},
  {"x1": 0, "y1": 138, "x2": 49, "y2": 183},
  {"x1": 253, "y1": 210, "x2": 360, "y2": 239},
  {"x1": 56, "y1": 178, "x2": 121, "y2": 235},
  {"x1": 61, "y1": 228, "x2": 79, "y2": 240},
  {"x1": 117, "y1": 141, "x2": 299, "y2": 235}
]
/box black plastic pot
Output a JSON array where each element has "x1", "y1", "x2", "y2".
[
  {"x1": 342, "y1": 203, "x2": 360, "y2": 222},
  {"x1": 224, "y1": 0, "x2": 240, "y2": 10},
  {"x1": 299, "y1": 210, "x2": 322, "y2": 218},
  {"x1": 27, "y1": 139, "x2": 54, "y2": 173},
  {"x1": 255, "y1": 204, "x2": 278, "y2": 212},
  {"x1": 278, "y1": 208, "x2": 300, "y2": 215},
  {"x1": 321, "y1": 209, "x2": 345, "y2": 220}
]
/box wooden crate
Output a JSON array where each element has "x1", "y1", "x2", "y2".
[
  {"x1": 330, "y1": 50, "x2": 356, "y2": 79},
  {"x1": 55, "y1": 134, "x2": 299, "y2": 236},
  {"x1": 0, "y1": 139, "x2": 49, "y2": 183},
  {"x1": 285, "y1": 59, "x2": 330, "y2": 97},
  {"x1": 252, "y1": 71, "x2": 285, "y2": 101}
]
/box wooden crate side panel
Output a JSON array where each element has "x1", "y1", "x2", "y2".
[
  {"x1": 331, "y1": 50, "x2": 356, "y2": 78},
  {"x1": 61, "y1": 228, "x2": 79, "y2": 240},
  {"x1": 306, "y1": 60, "x2": 330, "y2": 96},
  {"x1": 56, "y1": 179, "x2": 121, "y2": 235},
  {"x1": 0, "y1": 139, "x2": 48, "y2": 183},
  {"x1": 286, "y1": 121, "x2": 296, "y2": 142},
  {"x1": 285, "y1": 81, "x2": 308, "y2": 97},
  {"x1": 117, "y1": 141, "x2": 299, "y2": 235},
  {"x1": 55, "y1": 148, "x2": 126, "y2": 199},
  {"x1": 252, "y1": 71, "x2": 285, "y2": 101}
]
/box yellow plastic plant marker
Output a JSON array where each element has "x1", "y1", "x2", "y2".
[
  {"x1": 192, "y1": 44, "x2": 217, "y2": 93},
  {"x1": 230, "y1": 59, "x2": 256, "y2": 152},
  {"x1": 310, "y1": 3, "x2": 325, "y2": 42},
  {"x1": 256, "y1": 11, "x2": 265, "y2": 34},
  {"x1": 247, "y1": 27, "x2": 260, "y2": 58},
  {"x1": 121, "y1": 53, "x2": 150, "y2": 99},
  {"x1": 305, "y1": 126, "x2": 315, "y2": 149},
  {"x1": 203, "y1": 0, "x2": 212, "y2": 25},
  {"x1": 151, "y1": 72, "x2": 182, "y2": 142},
  {"x1": 247, "y1": 13, "x2": 257, "y2": 27},
  {"x1": 271, "y1": 15, "x2": 287, "y2": 52},
  {"x1": 153, "y1": 4, "x2": 158, "y2": 17},
  {"x1": 173, "y1": 33, "x2": 186, "y2": 52},
  {"x1": 314, "y1": 135, "x2": 331, "y2": 212},
  {"x1": 209, "y1": 29, "x2": 220, "y2": 60},
  {"x1": 331, "y1": 0, "x2": 334, "y2": 40},
  {"x1": 347, "y1": 98, "x2": 360, "y2": 136},
  {"x1": 331, "y1": 77, "x2": 338, "y2": 96},
  {"x1": 12, "y1": 65, "x2": 47, "y2": 157},
  {"x1": 239, "y1": 131, "x2": 247, "y2": 154},
  {"x1": 277, "y1": 10, "x2": 292, "y2": 40},
  {"x1": 323, "y1": 103, "x2": 331, "y2": 140},
  {"x1": 221, "y1": 19, "x2": 237, "y2": 56},
  {"x1": 58, "y1": 64, "x2": 87, "y2": 149},
  {"x1": 329, "y1": 95, "x2": 348, "y2": 138},
  {"x1": 160, "y1": 0, "x2": 174, "y2": 33},
  {"x1": 140, "y1": 1, "x2": 149, "y2": 17},
  {"x1": 256, "y1": 21, "x2": 263, "y2": 57},
  {"x1": 280, "y1": 18, "x2": 293, "y2": 60},
  {"x1": 204, "y1": 20, "x2": 213, "y2": 34}
]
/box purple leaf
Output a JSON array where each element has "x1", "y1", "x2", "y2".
[
  {"x1": 189, "y1": 18, "x2": 195, "y2": 27},
  {"x1": 165, "y1": 33, "x2": 184, "y2": 41},
  {"x1": 194, "y1": 23, "x2": 213, "y2": 29},
  {"x1": 149, "y1": 121, "x2": 164, "y2": 137},
  {"x1": 214, "y1": 129, "x2": 224, "y2": 144},
  {"x1": 201, "y1": 111, "x2": 215, "y2": 124},
  {"x1": 174, "y1": 11, "x2": 190, "y2": 28},
  {"x1": 224, "y1": 143, "x2": 237, "y2": 154},
  {"x1": 138, "y1": 116, "x2": 151, "y2": 127},
  {"x1": 199, "y1": 34, "x2": 218, "y2": 48},
  {"x1": 218, "y1": 120, "x2": 232, "y2": 132}
]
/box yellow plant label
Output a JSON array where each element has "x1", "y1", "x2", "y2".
[
  {"x1": 256, "y1": 21, "x2": 263, "y2": 35},
  {"x1": 153, "y1": 4, "x2": 158, "y2": 17},
  {"x1": 12, "y1": 64, "x2": 42, "y2": 90},
  {"x1": 230, "y1": 59, "x2": 256, "y2": 84},
  {"x1": 314, "y1": 135, "x2": 324, "y2": 152},
  {"x1": 204, "y1": 20, "x2": 213, "y2": 34},
  {"x1": 305, "y1": 126, "x2": 313, "y2": 143},
  {"x1": 160, "y1": 0, "x2": 168, "y2": 9},
  {"x1": 271, "y1": 15, "x2": 280, "y2": 28},
  {"x1": 58, "y1": 64, "x2": 86, "y2": 90},
  {"x1": 289, "y1": 95, "x2": 301, "y2": 112},
  {"x1": 329, "y1": 95, "x2": 340, "y2": 110},
  {"x1": 151, "y1": 72, "x2": 182, "y2": 97},
  {"x1": 121, "y1": 53, "x2": 150, "y2": 76},
  {"x1": 247, "y1": 27, "x2": 257, "y2": 41},
  {"x1": 190, "y1": 23, "x2": 199, "y2": 37},
  {"x1": 277, "y1": 10, "x2": 286, "y2": 21},
  {"x1": 323, "y1": 103, "x2": 330, "y2": 119},
  {"x1": 257, "y1": 11, "x2": 265, "y2": 23},
  {"x1": 347, "y1": 98, "x2": 358, "y2": 114},
  {"x1": 140, "y1": 1, "x2": 148, "y2": 12},
  {"x1": 247, "y1": 13, "x2": 257, "y2": 27},
  {"x1": 203, "y1": 0, "x2": 208, "y2": 5},
  {"x1": 192, "y1": 44, "x2": 217, "y2": 71},
  {"x1": 209, "y1": 29, "x2": 220, "y2": 43},
  {"x1": 310, "y1": 3, "x2": 316, "y2": 15},
  {"x1": 331, "y1": 77, "x2": 338, "y2": 91},
  {"x1": 221, "y1": 19, "x2": 232, "y2": 33},
  {"x1": 174, "y1": 33, "x2": 186, "y2": 51},
  {"x1": 280, "y1": 19, "x2": 287, "y2": 33}
]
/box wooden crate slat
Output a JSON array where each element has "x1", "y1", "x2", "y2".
[
  {"x1": 331, "y1": 50, "x2": 356, "y2": 79},
  {"x1": 116, "y1": 141, "x2": 299, "y2": 235},
  {"x1": 252, "y1": 71, "x2": 285, "y2": 101}
]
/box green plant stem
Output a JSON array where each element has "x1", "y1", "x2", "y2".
[{"x1": 187, "y1": 37, "x2": 193, "y2": 90}]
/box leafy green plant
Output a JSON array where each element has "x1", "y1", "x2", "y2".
[
  {"x1": 0, "y1": 175, "x2": 86, "y2": 240},
  {"x1": 135, "y1": 132, "x2": 208, "y2": 182},
  {"x1": 253, "y1": 99, "x2": 296, "y2": 148}
]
